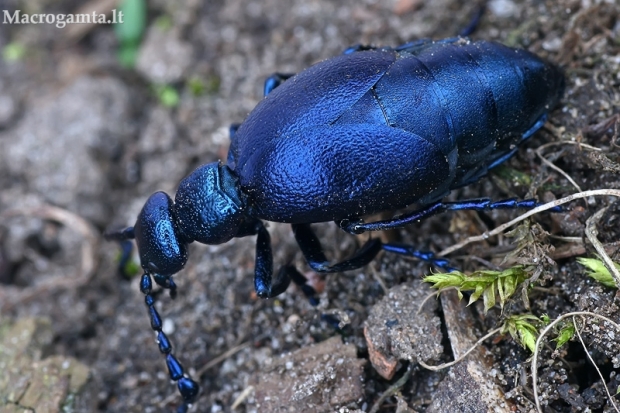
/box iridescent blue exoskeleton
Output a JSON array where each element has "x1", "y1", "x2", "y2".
[{"x1": 107, "y1": 37, "x2": 564, "y2": 410}]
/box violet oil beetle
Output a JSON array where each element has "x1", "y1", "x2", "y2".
[{"x1": 107, "y1": 36, "x2": 564, "y2": 410}]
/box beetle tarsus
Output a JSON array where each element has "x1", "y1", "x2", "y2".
[{"x1": 382, "y1": 244, "x2": 457, "y2": 272}]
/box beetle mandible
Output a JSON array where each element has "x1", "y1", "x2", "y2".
[{"x1": 107, "y1": 36, "x2": 564, "y2": 410}]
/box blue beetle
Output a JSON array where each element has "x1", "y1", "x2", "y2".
[{"x1": 107, "y1": 37, "x2": 563, "y2": 409}]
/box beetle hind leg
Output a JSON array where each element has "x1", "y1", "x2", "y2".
[
  {"x1": 381, "y1": 244, "x2": 456, "y2": 271},
  {"x1": 338, "y1": 197, "x2": 557, "y2": 234}
]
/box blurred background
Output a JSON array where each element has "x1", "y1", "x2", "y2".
[{"x1": 0, "y1": 0, "x2": 619, "y2": 412}]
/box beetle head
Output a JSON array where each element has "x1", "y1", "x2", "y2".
[
  {"x1": 174, "y1": 162, "x2": 245, "y2": 245},
  {"x1": 133, "y1": 191, "x2": 188, "y2": 276}
]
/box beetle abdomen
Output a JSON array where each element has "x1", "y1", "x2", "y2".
[
  {"x1": 338, "y1": 39, "x2": 563, "y2": 174},
  {"x1": 233, "y1": 39, "x2": 563, "y2": 224}
]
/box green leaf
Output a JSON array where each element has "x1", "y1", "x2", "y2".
[
  {"x1": 482, "y1": 282, "x2": 496, "y2": 312},
  {"x1": 502, "y1": 315, "x2": 542, "y2": 352},
  {"x1": 423, "y1": 273, "x2": 465, "y2": 290},
  {"x1": 577, "y1": 257, "x2": 618, "y2": 288},
  {"x1": 468, "y1": 283, "x2": 485, "y2": 306},
  {"x1": 554, "y1": 323, "x2": 576, "y2": 349},
  {"x1": 492, "y1": 165, "x2": 532, "y2": 187},
  {"x1": 117, "y1": 45, "x2": 139, "y2": 68},
  {"x1": 154, "y1": 84, "x2": 180, "y2": 108},
  {"x1": 507, "y1": 267, "x2": 522, "y2": 290},
  {"x1": 154, "y1": 15, "x2": 173, "y2": 31},
  {"x1": 115, "y1": 0, "x2": 147, "y2": 44},
  {"x1": 187, "y1": 76, "x2": 206, "y2": 96},
  {"x1": 519, "y1": 326, "x2": 537, "y2": 352},
  {"x1": 3, "y1": 42, "x2": 26, "y2": 62},
  {"x1": 424, "y1": 266, "x2": 531, "y2": 313}
]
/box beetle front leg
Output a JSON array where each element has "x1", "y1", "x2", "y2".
[
  {"x1": 251, "y1": 221, "x2": 328, "y2": 306},
  {"x1": 104, "y1": 226, "x2": 136, "y2": 278},
  {"x1": 253, "y1": 220, "x2": 279, "y2": 297}
]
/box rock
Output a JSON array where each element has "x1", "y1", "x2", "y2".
[
  {"x1": 364, "y1": 281, "x2": 443, "y2": 379},
  {"x1": 426, "y1": 290, "x2": 509, "y2": 412},
  {"x1": 251, "y1": 336, "x2": 366, "y2": 412},
  {"x1": 0, "y1": 317, "x2": 91, "y2": 413},
  {"x1": 0, "y1": 76, "x2": 133, "y2": 223}
]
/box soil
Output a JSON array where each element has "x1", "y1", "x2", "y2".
[{"x1": 0, "y1": 0, "x2": 619, "y2": 412}]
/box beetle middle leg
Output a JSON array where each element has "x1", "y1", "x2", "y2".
[{"x1": 292, "y1": 223, "x2": 453, "y2": 272}]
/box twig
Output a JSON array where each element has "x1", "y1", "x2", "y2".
[
  {"x1": 369, "y1": 363, "x2": 414, "y2": 413},
  {"x1": 417, "y1": 288, "x2": 450, "y2": 315},
  {"x1": 196, "y1": 340, "x2": 252, "y2": 377},
  {"x1": 548, "y1": 235, "x2": 583, "y2": 243},
  {"x1": 231, "y1": 385, "x2": 255, "y2": 410},
  {"x1": 572, "y1": 316, "x2": 620, "y2": 413},
  {"x1": 585, "y1": 208, "x2": 620, "y2": 287},
  {"x1": 532, "y1": 311, "x2": 620, "y2": 413},
  {"x1": 438, "y1": 189, "x2": 620, "y2": 258},
  {"x1": 536, "y1": 142, "x2": 582, "y2": 192},
  {"x1": 418, "y1": 326, "x2": 502, "y2": 371}
]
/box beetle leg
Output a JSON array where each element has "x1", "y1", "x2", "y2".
[
  {"x1": 253, "y1": 220, "x2": 275, "y2": 297},
  {"x1": 263, "y1": 73, "x2": 295, "y2": 97},
  {"x1": 235, "y1": 218, "x2": 281, "y2": 298},
  {"x1": 381, "y1": 244, "x2": 456, "y2": 271},
  {"x1": 458, "y1": 3, "x2": 486, "y2": 37},
  {"x1": 229, "y1": 123, "x2": 241, "y2": 140},
  {"x1": 105, "y1": 225, "x2": 135, "y2": 241},
  {"x1": 338, "y1": 198, "x2": 555, "y2": 234},
  {"x1": 521, "y1": 113, "x2": 548, "y2": 141},
  {"x1": 249, "y1": 221, "x2": 325, "y2": 302},
  {"x1": 276, "y1": 265, "x2": 324, "y2": 306},
  {"x1": 293, "y1": 223, "x2": 456, "y2": 272},
  {"x1": 292, "y1": 223, "x2": 383, "y2": 273}
]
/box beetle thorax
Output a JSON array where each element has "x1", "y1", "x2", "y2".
[{"x1": 174, "y1": 162, "x2": 246, "y2": 245}]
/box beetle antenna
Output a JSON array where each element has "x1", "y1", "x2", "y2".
[
  {"x1": 140, "y1": 271, "x2": 199, "y2": 409},
  {"x1": 104, "y1": 226, "x2": 135, "y2": 241}
]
